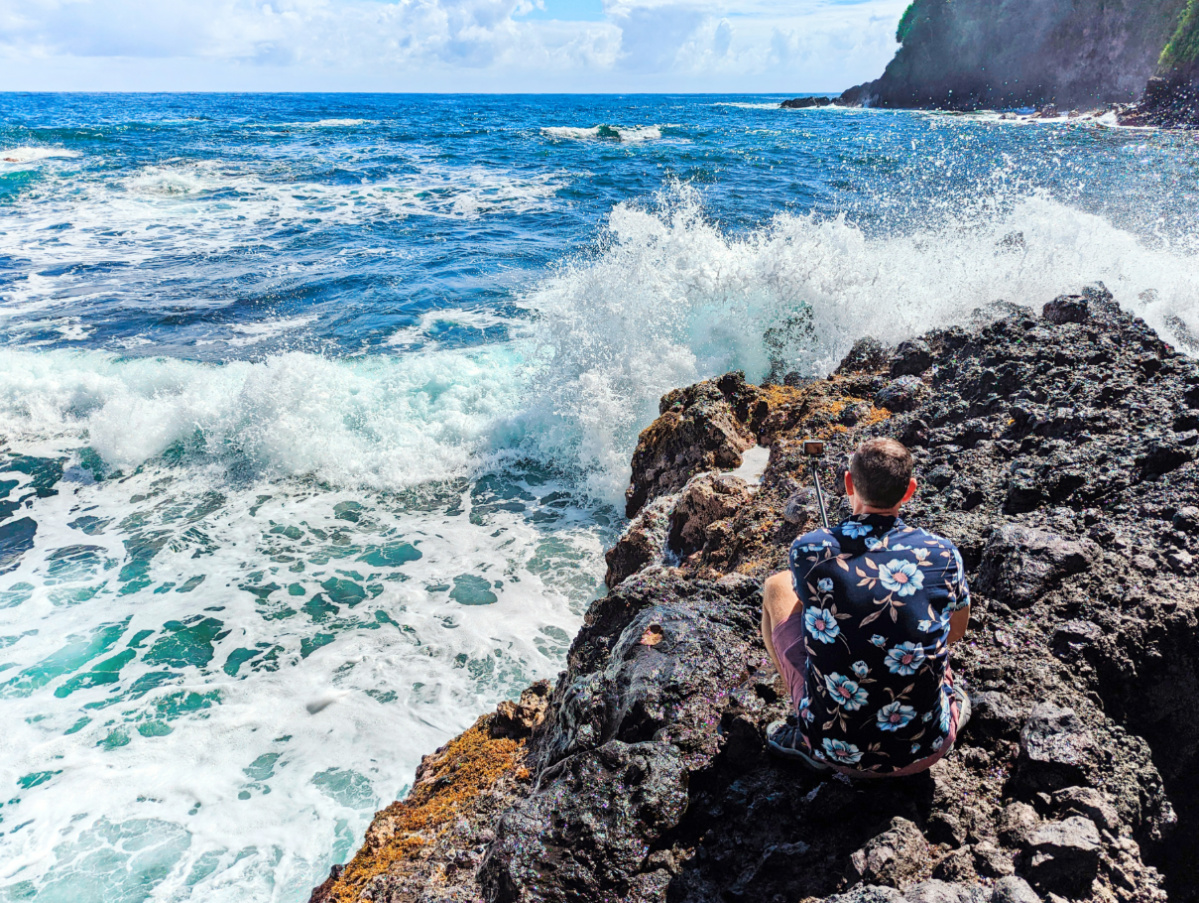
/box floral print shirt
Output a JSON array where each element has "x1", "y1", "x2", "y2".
[{"x1": 788, "y1": 513, "x2": 970, "y2": 773}]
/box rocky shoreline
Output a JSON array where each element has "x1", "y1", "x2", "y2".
[
  {"x1": 802, "y1": 0, "x2": 1199, "y2": 128},
  {"x1": 312, "y1": 288, "x2": 1199, "y2": 903}
]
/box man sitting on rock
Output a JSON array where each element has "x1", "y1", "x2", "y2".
[{"x1": 762, "y1": 437, "x2": 971, "y2": 776}]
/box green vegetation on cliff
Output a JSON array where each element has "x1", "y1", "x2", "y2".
[
  {"x1": 1160, "y1": 0, "x2": 1199, "y2": 71},
  {"x1": 895, "y1": 2, "x2": 918, "y2": 43}
]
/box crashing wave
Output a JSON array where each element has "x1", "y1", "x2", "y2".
[{"x1": 541, "y1": 125, "x2": 663, "y2": 142}]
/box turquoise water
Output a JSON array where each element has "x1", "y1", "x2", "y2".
[{"x1": 1, "y1": 93, "x2": 1198, "y2": 902}]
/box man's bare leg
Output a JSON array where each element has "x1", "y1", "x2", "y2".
[
  {"x1": 762, "y1": 571, "x2": 831, "y2": 770},
  {"x1": 762, "y1": 571, "x2": 802, "y2": 684}
]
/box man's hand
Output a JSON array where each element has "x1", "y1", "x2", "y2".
[{"x1": 948, "y1": 606, "x2": 970, "y2": 645}]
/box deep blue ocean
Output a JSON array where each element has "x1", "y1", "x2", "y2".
[{"x1": 1, "y1": 93, "x2": 1197, "y2": 903}]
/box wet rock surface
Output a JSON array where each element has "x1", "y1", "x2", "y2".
[{"x1": 316, "y1": 292, "x2": 1199, "y2": 903}]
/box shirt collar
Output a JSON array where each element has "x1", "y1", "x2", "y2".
[{"x1": 843, "y1": 512, "x2": 904, "y2": 532}]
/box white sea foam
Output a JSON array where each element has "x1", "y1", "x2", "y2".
[
  {"x1": 0, "y1": 146, "x2": 81, "y2": 165},
  {"x1": 386, "y1": 308, "x2": 526, "y2": 349},
  {"x1": 712, "y1": 102, "x2": 785, "y2": 110},
  {"x1": 926, "y1": 108, "x2": 1157, "y2": 131},
  {"x1": 228, "y1": 315, "x2": 321, "y2": 347},
  {"x1": 541, "y1": 125, "x2": 663, "y2": 142},
  {"x1": 0, "y1": 455, "x2": 600, "y2": 903},
  {"x1": 0, "y1": 345, "x2": 529, "y2": 487}
]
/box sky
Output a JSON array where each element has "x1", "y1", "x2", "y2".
[{"x1": 0, "y1": 0, "x2": 908, "y2": 92}]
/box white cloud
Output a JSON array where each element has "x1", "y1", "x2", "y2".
[{"x1": 0, "y1": 0, "x2": 907, "y2": 91}]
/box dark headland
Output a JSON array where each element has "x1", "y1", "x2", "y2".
[
  {"x1": 311, "y1": 289, "x2": 1199, "y2": 903},
  {"x1": 783, "y1": 0, "x2": 1199, "y2": 127}
]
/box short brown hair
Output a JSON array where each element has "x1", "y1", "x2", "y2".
[{"x1": 850, "y1": 438, "x2": 914, "y2": 507}]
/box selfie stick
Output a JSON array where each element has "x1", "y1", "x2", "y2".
[{"x1": 809, "y1": 459, "x2": 831, "y2": 531}]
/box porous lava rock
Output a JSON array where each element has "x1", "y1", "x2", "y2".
[
  {"x1": 315, "y1": 292, "x2": 1199, "y2": 903},
  {"x1": 623, "y1": 372, "x2": 757, "y2": 518},
  {"x1": 974, "y1": 525, "x2": 1097, "y2": 608},
  {"x1": 667, "y1": 472, "x2": 754, "y2": 559},
  {"x1": 781, "y1": 95, "x2": 835, "y2": 108}
]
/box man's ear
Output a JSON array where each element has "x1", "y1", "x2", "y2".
[
  {"x1": 900, "y1": 477, "x2": 918, "y2": 505},
  {"x1": 845, "y1": 471, "x2": 855, "y2": 497}
]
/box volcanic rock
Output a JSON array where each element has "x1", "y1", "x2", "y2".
[
  {"x1": 891, "y1": 340, "x2": 934, "y2": 376},
  {"x1": 1042, "y1": 294, "x2": 1090, "y2": 325},
  {"x1": 875, "y1": 376, "x2": 927, "y2": 412},
  {"x1": 605, "y1": 494, "x2": 673, "y2": 589},
  {"x1": 668, "y1": 472, "x2": 754, "y2": 558},
  {"x1": 990, "y1": 876, "x2": 1041, "y2": 903},
  {"x1": 317, "y1": 295, "x2": 1199, "y2": 903},
  {"x1": 848, "y1": 817, "x2": 930, "y2": 887},
  {"x1": 838, "y1": 337, "x2": 892, "y2": 374},
  {"x1": 974, "y1": 525, "x2": 1097, "y2": 609},
  {"x1": 781, "y1": 96, "x2": 835, "y2": 108},
  {"x1": 624, "y1": 374, "x2": 756, "y2": 517},
  {"x1": 1013, "y1": 704, "x2": 1098, "y2": 794},
  {"x1": 1022, "y1": 816, "x2": 1102, "y2": 895}
]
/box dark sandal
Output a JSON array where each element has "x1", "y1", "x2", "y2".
[{"x1": 766, "y1": 719, "x2": 833, "y2": 773}]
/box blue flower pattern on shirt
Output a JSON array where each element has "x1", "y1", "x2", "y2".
[
  {"x1": 788, "y1": 513, "x2": 969, "y2": 773},
  {"x1": 805, "y1": 607, "x2": 840, "y2": 643},
  {"x1": 821, "y1": 737, "x2": 864, "y2": 765},
  {"x1": 884, "y1": 641, "x2": 926, "y2": 675}
]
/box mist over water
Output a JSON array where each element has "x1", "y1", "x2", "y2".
[{"x1": 1, "y1": 93, "x2": 1197, "y2": 902}]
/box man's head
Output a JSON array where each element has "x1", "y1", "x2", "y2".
[{"x1": 846, "y1": 438, "x2": 916, "y2": 514}]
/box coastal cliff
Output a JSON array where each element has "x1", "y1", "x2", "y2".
[
  {"x1": 312, "y1": 291, "x2": 1199, "y2": 903},
  {"x1": 1123, "y1": 2, "x2": 1199, "y2": 125},
  {"x1": 838, "y1": 0, "x2": 1196, "y2": 119}
]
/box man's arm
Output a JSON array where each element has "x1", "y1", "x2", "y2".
[
  {"x1": 946, "y1": 546, "x2": 970, "y2": 645},
  {"x1": 947, "y1": 606, "x2": 970, "y2": 645}
]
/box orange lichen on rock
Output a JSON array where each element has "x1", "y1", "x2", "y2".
[{"x1": 316, "y1": 717, "x2": 526, "y2": 903}]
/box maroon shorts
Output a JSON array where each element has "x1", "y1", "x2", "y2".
[{"x1": 771, "y1": 612, "x2": 961, "y2": 778}]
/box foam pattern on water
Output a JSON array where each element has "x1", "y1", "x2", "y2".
[{"x1": 0, "y1": 448, "x2": 600, "y2": 902}]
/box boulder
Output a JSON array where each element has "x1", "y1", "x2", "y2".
[
  {"x1": 668, "y1": 472, "x2": 754, "y2": 557},
  {"x1": 848, "y1": 817, "x2": 930, "y2": 888},
  {"x1": 625, "y1": 374, "x2": 755, "y2": 517},
  {"x1": 492, "y1": 681, "x2": 552, "y2": 740},
  {"x1": 837, "y1": 337, "x2": 891, "y2": 374},
  {"x1": 1043, "y1": 295, "x2": 1090, "y2": 325},
  {"x1": 996, "y1": 802, "x2": 1040, "y2": 847},
  {"x1": 891, "y1": 340, "x2": 934, "y2": 377},
  {"x1": 875, "y1": 376, "x2": 928, "y2": 413},
  {"x1": 1014, "y1": 704, "x2": 1098, "y2": 793},
  {"x1": 974, "y1": 525, "x2": 1097, "y2": 608},
  {"x1": 1022, "y1": 816, "x2": 1101, "y2": 895}
]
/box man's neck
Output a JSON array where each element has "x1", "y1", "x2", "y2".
[{"x1": 851, "y1": 504, "x2": 903, "y2": 518}]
